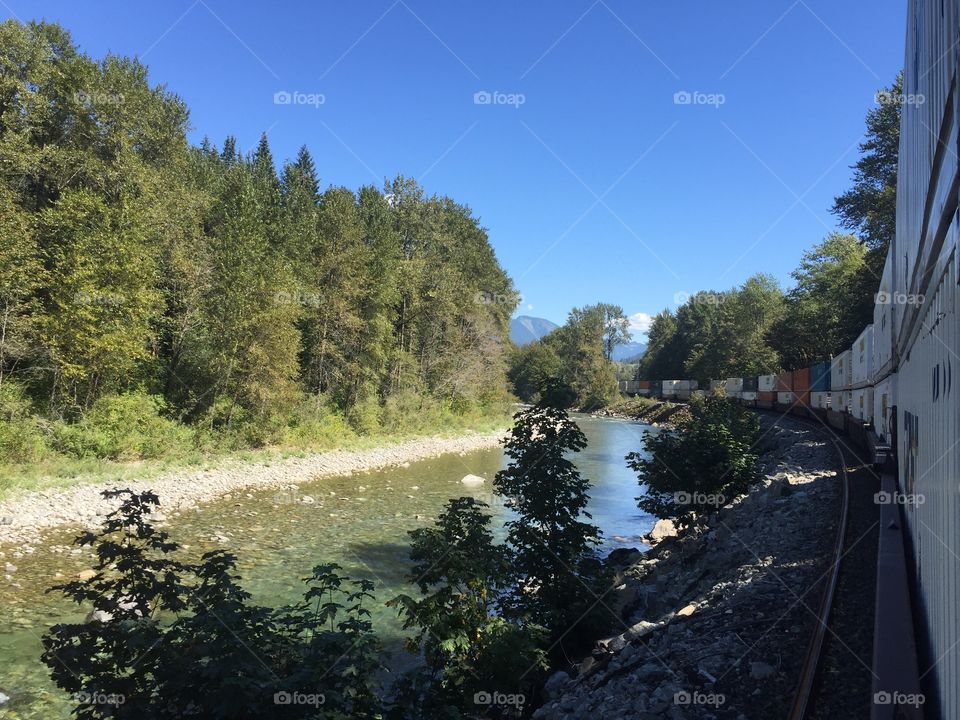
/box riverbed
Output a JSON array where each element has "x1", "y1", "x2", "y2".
[{"x1": 0, "y1": 414, "x2": 657, "y2": 718}]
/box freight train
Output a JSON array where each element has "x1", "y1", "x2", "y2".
[{"x1": 621, "y1": 2, "x2": 960, "y2": 713}]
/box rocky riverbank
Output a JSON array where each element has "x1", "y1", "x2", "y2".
[
  {"x1": 0, "y1": 430, "x2": 507, "y2": 550},
  {"x1": 535, "y1": 413, "x2": 842, "y2": 720}
]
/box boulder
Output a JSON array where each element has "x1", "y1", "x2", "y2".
[
  {"x1": 676, "y1": 603, "x2": 697, "y2": 617},
  {"x1": 543, "y1": 670, "x2": 569, "y2": 699},
  {"x1": 77, "y1": 569, "x2": 97, "y2": 582},
  {"x1": 649, "y1": 519, "x2": 677, "y2": 542},
  {"x1": 607, "y1": 547, "x2": 642, "y2": 566},
  {"x1": 460, "y1": 474, "x2": 485, "y2": 486}
]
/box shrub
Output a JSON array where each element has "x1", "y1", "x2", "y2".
[
  {"x1": 0, "y1": 381, "x2": 48, "y2": 463},
  {"x1": 494, "y1": 402, "x2": 611, "y2": 653},
  {"x1": 389, "y1": 497, "x2": 547, "y2": 718},
  {"x1": 54, "y1": 391, "x2": 192, "y2": 460},
  {"x1": 285, "y1": 396, "x2": 356, "y2": 447},
  {"x1": 627, "y1": 395, "x2": 760, "y2": 528},
  {"x1": 43, "y1": 489, "x2": 383, "y2": 719}
]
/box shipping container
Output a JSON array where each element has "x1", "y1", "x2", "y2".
[
  {"x1": 809, "y1": 361, "x2": 831, "y2": 392},
  {"x1": 872, "y1": 252, "x2": 896, "y2": 381},
  {"x1": 831, "y1": 391, "x2": 850, "y2": 414},
  {"x1": 811, "y1": 391, "x2": 830, "y2": 410},
  {"x1": 851, "y1": 387, "x2": 874, "y2": 422},
  {"x1": 758, "y1": 374, "x2": 777, "y2": 392},
  {"x1": 740, "y1": 391, "x2": 758, "y2": 402},
  {"x1": 896, "y1": 247, "x2": 960, "y2": 714},
  {"x1": 776, "y1": 371, "x2": 792, "y2": 392},
  {"x1": 776, "y1": 391, "x2": 792, "y2": 406},
  {"x1": 709, "y1": 379, "x2": 724, "y2": 393},
  {"x1": 723, "y1": 377, "x2": 743, "y2": 396},
  {"x1": 873, "y1": 374, "x2": 897, "y2": 445},
  {"x1": 638, "y1": 380, "x2": 651, "y2": 390},
  {"x1": 742, "y1": 376, "x2": 759, "y2": 392},
  {"x1": 851, "y1": 325, "x2": 874, "y2": 387},
  {"x1": 789, "y1": 367, "x2": 811, "y2": 408},
  {"x1": 830, "y1": 350, "x2": 852, "y2": 391}
]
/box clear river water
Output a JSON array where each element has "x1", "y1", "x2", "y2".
[{"x1": 0, "y1": 414, "x2": 657, "y2": 718}]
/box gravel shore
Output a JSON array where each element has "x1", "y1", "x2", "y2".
[{"x1": 0, "y1": 430, "x2": 507, "y2": 550}]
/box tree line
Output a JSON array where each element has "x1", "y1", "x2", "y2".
[
  {"x1": 638, "y1": 74, "x2": 900, "y2": 384},
  {"x1": 508, "y1": 303, "x2": 630, "y2": 409},
  {"x1": 0, "y1": 20, "x2": 515, "y2": 463}
]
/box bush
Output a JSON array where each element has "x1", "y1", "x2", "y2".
[
  {"x1": 627, "y1": 395, "x2": 760, "y2": 528},
  {"x1": 54, "y1": 391, "x2": 192, "y2": 461},
  {"x1": 346, "y1": 392, "x2": 381, "y2": 435},
  {"x1": 43, "y1": 490, "x2": 383, "y2": 720},
  {"x1": 0, "y1": 381, "x2": 48, "y2": 463},
  {"x1": 285, "y1": 396, "x2": 356, "y2": 447}
]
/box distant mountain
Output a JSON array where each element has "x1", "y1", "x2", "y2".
[
  {"x1": 612, "y1": 342, "x2": 647, "y2": 362},
  {"x1": 510, "y1": 315, "x2": 559, "y2": 345}
]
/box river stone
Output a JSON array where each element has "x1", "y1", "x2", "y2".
[
  {"x1": 676, "y1": 603, "x2": 696, "y2": 617},
  {"x1": 77, "y1": 569, "x2": 96, "y2": 581},
  {"x1": 460, "y1": 474, "x2": 485, "y2": 486},
  {"x1": 649, "y1": 519, "x2": 677, "y2": 542},
  {"x1": 0, "y1": 516, "x2": 12, "y2": 525},
  {"x1": 4, "y1": 562, "x2": 16, "y2": 573},
  {"x1": 0, "y1": 691, "x2": 8, "y2": 705}
]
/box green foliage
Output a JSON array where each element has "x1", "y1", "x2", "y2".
[
  {"x1": 627, "y1": 395, "x2": 760, "y2": 529},
  {"x1": 767, "y1": 233, "x2": 871, "y2": 368},
  {"x1": 43, "y1": 489, "x2": 383, "y2": 719},
  {"x1": 0, "y1": 18, "x2": 516, "y2": 473},
  {"x1": 494, "y1": 403, "x2": 610, "y2": 652},
  {"x1": 389, "y1": 497, "x2": 547, "y2": 718},
  {"x1": 0, "y1": 382, "x2": 48, "y2": 463},
  {"x1": 510, "y1": 303, "x2": 628, "y2": 409},
  {"x1": 53, "y1": 392, "x2": 192, "y2": 461}
]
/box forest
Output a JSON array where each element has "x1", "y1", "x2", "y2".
[{"x1": 0, "y1": 20, "x2": 516, "y2": 474}]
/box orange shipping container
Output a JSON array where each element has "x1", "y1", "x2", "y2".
[
  {"x1": 776, "y1": 371, "x2": 793, "y2": 391},
  {"x1": 638, "y1": 380, "x2": 650, "y2": 390},
  {"x1": 792, "y1": 367, "x2": 812, "y2": 392}
]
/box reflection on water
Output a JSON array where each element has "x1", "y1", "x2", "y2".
[{"x1": 0, "y1": 415, "x2": 656, "y2": 718}]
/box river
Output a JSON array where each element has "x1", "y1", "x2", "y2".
[{"x1": 0, "y1": 414, "x2": 657, "y2": 718}]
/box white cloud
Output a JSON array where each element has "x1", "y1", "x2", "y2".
[{"x1": 628, "y1": 312, "x2": 653, "y2": 337}]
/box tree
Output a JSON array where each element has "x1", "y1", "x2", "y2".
[
  {"x1": 832, "y1": 73, "x2": 902, "y2": 262},
  {"x1": 389, "y1": 497, "x2": 546, "y2": 718},
  {"x1": 494, "y1": 403, "x2": 609, "y2": 651},
  {"x1": 627, "y1": 395, "x2": 760, "y2": 529},
  {"x1": 768, "y1": 233, "x2": 870, "y2": 368}
]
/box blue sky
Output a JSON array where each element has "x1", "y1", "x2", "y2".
[{"x1": 4, "y1": 1, "x2": 906, "y2": 339}]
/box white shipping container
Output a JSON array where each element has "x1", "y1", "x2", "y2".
[
  {"x1": 895, "y1": 250, "x2": 959, "y2": 714},
  {"x1": 723, "y1": 377, "x2": 743, "y2": 395},
  {"x1": 709, "y1": 379, "x2": 724, "y2": 393},
  {"x1": 851, "y1": 325, "x2": 874, "y2": 387},
  {"x1": 811, "y1": 391, "x2": 829, "y2": 410},
  {"x1": 851, "y1": 387, "x2": 874, "y2": 422},
  {"x1": 830, "y1": 350, "x2": 852, "y2": 391},
  {"x1": 873, "y1": 254, "x2": 895, "y2": 380},
  {"x1": 776, "y1": 391, "x2": 792, "y2": 406},
  {"x1": 758, "y1": 374, "x2": 777, "y2": 392},
  {"x1": 740, "y1": 391, "x2": 758, "y2": 402},
  {"x1": 872, "y1": 374, "x2": 897, "y2": 444}
]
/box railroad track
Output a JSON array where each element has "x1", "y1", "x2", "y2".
[{"x1": 758, "y1": 411, "x2": 852, "y2": 720}]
